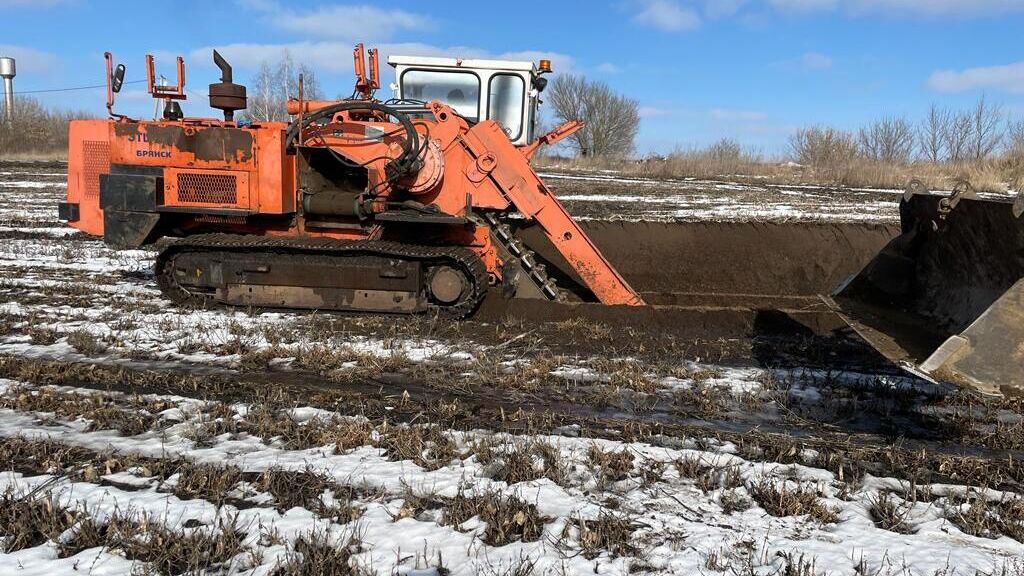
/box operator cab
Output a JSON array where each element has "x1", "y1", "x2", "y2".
[{"x1": 388, "y1": 55, "x2": 551, "y2": 146}]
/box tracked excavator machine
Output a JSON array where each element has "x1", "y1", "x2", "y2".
[{"x1": 58, "y1": 45, "x2": 1024, "y2": 397}]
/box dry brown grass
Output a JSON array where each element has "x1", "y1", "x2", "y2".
[
  {"x1": 122, "y1": 515, "x2": 246, "y2": 576},
  {"x1": 27, "y1": 325, "x2": 58, "y2": 345},
  {"x1": 254, "y1": 463, "x2": 364, "y2": 518},
  {"x1": 377, "y1": 425, "x2": 458, "y2": 471},
  {"x1": 272, "y1": 530, "x2": 370, "y2": 576},
  {"x1": 0, "y1": 487, "x2": 245, "y2": 573},
  {"x1": 948, "y1": 493, "x2": 1024, "y2": 542},
  {"x1": 0, "y1": 435, "x2": 177, "y2": 482},
  {"x1": 749, "y1": 478, "x2": 838, "y2": 524},
  {"x1": 538, "y1": 152, "x2": 1020, "y2": 194},
  {"x1": 0, "y1": 386, "x2": 163, "y2": 436},
  {"x1": 588, "y1": 445, "x2": 634, "y2": 485},
  {"x1": 490, "y1": 440, "x2": 566, "y2": 486},
  {"x1": 868, "y1": 493, "x2": 914, "y2": 534},
  {"x1": 443, "y1": 488, "x2": 549, "y2": 546},
  {"x1": 173, "y1": 462, "x2": 243, "y2": 506},
  {"x1": 0, "y1": 487, "x2": 78, "y2": 552},
  {"x1": 564, "y1": 510, "x2": 639, "y2": 559},
  {"x1": 66, "y1": 328, "x2": 107, "y2": 355}
]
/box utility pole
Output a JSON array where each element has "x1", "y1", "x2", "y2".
[{"x1": 0, "y1": 57, "x2": 15, "y2": 125}]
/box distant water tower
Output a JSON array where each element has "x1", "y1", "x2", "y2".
[{"x1": 0, "y1": 57, "x2": 15, "y2": 123}]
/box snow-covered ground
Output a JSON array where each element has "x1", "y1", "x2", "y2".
[
  {"x1": 0, "y1": 380, "x2": 1021, "y2": 576},
  {"x1": 0, "y1": 164, "x2": 1022, "y2": 575}
]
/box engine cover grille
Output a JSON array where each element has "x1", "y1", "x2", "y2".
[
  {"x1": 176, "y1": 172, "x2": 238, "y2": 204},
  {"x1": 81, "y1": 140, "x2": 110, "y2": 199}
]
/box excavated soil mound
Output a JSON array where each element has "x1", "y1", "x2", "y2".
[{"x1": 522, "y1": 220, "x2": 899, "y2": 298}]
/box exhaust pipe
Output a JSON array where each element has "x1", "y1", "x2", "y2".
[{"x1": 208, "y1": 50, "x2": 246, "y2": 122}]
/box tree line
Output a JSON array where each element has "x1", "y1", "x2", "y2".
[
  {"x1": 790, "y1": 95, "x2": 1024, "y2": 168},
  {"x1": 0, "y1": 97, "x2": 90, "y2": 157}
]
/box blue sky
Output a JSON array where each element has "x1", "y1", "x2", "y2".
[{"x1": 1, "y1": 0, "x2": 1022, "y2": 154}]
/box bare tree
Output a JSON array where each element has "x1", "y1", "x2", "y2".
[
  {"x1": 1009, "y1": 119, "x2": 1024, "y2": 157},
  {"x1": 245, "y1": 51, "x2": 324, "y2": 122},
  {"x1": 943, "y1": 110, "x2": 974, "y2": 163},
  {"x1": 706, "y1": 138, "x2": 742, "y2": 162},
  {"x1": 0, "y1": 96, "x2": 91, "y2": 156},
  {"x1": 918, "y1": 104, "x2": 949, "y2": 163},
  {"x1": 789, "y1": 126, "x2": 858, "y2": 168},
  {"x1": 858, "y1": 116, "x2": 915, "y2": 164},
  {"x1": 548, "y1": 74, "x2": 640, "y2": 157},
  {"x1": 247, "y1": 62, "x2": 281, "y2": 122},
  {"x1": 969, "y1": 94, "x2": 1005, "y2": 160}
]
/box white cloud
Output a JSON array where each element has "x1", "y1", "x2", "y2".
[
  {"x1": 770, "y1": 51, "x2": 834, "y2": 72},
  {"x1": 799, "y1": 52, "x2": 833, "y2": 70},
  {"x1": 710, "y1": 108, "x2": 769, "y2": 121},
  {"x1": 190, "y1": 42, "x2": 574, "y2": 75},
  {"x1": 0, "y1": 44, "x2": 59, "y2": 71},
  {"x1": 632, "y1": 0, "x2": 703, "y2": 31},
  {"x1": 639, "y1": 106, "x2": 674, "y2": 118},
  {"x1": 768, "y1": 0, "x2": 838, "y2": 11},
  {"x1": 768, "y1": 0, "x2": 1024, "y2": 16},
  {"x1": 238, "y1": 1, "x2": 434, "y2": 40},
  {"x1": 705, "y1": 0, "x2": 748, "y2": 18},
  {"x1": 0, "y1": 0, "x2": 72, "y2": 6},
  {"x1": 927, "y1": 61, "x2": 1024, "y2": 94},
  {"x1": 595, "y1": 62, "x2": 622, "y2": 74}
]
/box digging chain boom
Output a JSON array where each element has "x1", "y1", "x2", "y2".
[{"x1": 483, "y1": 212, "x2": 564, "y2": 301}]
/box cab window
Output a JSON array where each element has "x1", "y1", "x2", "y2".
[
  {"x1": 487, "y1": 74, "x2": 525, "y2": 140},
  {"x1": 400, "y1": 69, "x2": 480, "y2": 121}
]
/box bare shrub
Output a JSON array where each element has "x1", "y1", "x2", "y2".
[
  {"x1": 1008, "y1": 119, "x2": 1024, "y2": 159},
  {"x1": 919, "y1": 104, "x2": 950, "y2": 162},
  {"x1": 945, "y1": 110, "x2": 974, "y2": 163},
  {"x1": 969, "y1": 95, "x2": 1005, "y2": 160},
  {"x1": 858, "y1": 116, "x2": 915, "y2": 164},
  {"x1": 707, "y1": 138, "x2": 743, "y2": 162},
  {"x1": 548, "y1": 74, "x2": 640, "y2": 157},
  {"x1": 246, "y1": 51, "x2": 323, "y2": 122},
  {"x1": 789, "y1": 126, "x2": 858, "y2": 171}
]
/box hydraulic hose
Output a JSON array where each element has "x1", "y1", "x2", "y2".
[{"x1": 285, "y1": 101, "x2": 421, "y2": 183}]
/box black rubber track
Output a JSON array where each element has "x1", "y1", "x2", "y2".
[{"x1": 155, "y1": 233, "x2": 490, "y2": 318}]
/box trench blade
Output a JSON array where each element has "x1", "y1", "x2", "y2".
[{"x1": 828, "y1": 194, "x2": 1024, "y2": 395}]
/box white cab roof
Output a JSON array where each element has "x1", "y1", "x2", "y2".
[{"x1": 387, "y1": 55, "x2": 536, "y2": 73}]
